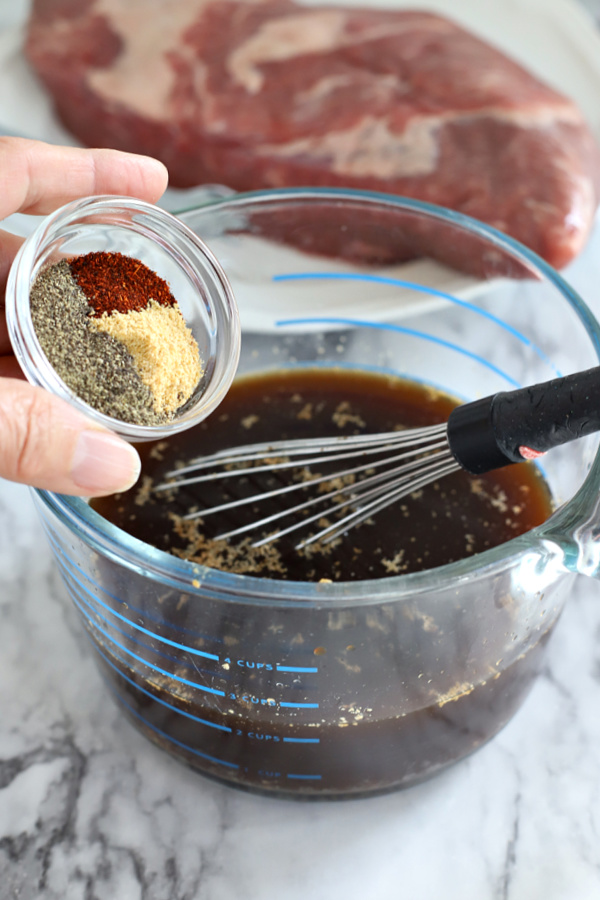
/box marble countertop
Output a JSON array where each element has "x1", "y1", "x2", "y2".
[{"x1": 4, "y1": 2, "x2": 600, "y2": 899}]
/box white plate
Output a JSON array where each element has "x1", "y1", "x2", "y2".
[
  {"x1": 174, "y1": 222, "x2": 488, "y2": 333},
  {"x1": 1, "y1": 0, "x2": 600, "y2": 331}
]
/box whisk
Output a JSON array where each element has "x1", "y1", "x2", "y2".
[{"x1": 154, "y1": 366, "x2": 600, "y2": 549}]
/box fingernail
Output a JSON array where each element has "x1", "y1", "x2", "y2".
[{"x1": 70, "y1": 430, "x2": 141, "y2": 494}]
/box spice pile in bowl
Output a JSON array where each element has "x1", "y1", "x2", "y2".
[{"x1": 30, "y1": 251, "x2": 203, "y2": 425}]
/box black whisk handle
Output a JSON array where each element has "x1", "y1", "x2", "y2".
[{"x1": 447, "y1": 365, "x2": 600, "y2": 475}]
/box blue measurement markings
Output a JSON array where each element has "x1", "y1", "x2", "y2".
[
  {"x1": 276, "y1": 665, "x2": 319, "y2": 673},
  {"x1": 280, "y1": 701, "x2": 320, "y2": 709},
  {"x1": 92, "y1": 640, "x2": 323, "y2": 780},
  {"x1": 42, "y1": 523, "x2": 224, "y2": 643},
  {"x1": 57, "y1": 558, "x2": 225, "y2": 685},
  {"x1": 92, "y1": 639, "x2": 232, "y2": 733},
  {"x1": 62, "y1": 562, "x2": 322, "y2": 711},
  {"x1": 103, "y1": 678, "x2": 239, "y2": 771},
  {"x1": 65, "y1": 582, "x2": 226, "y2": 697},
  {"x1": 46, "y1": 526, "x2": 324, "y2": 767},
  {"x1": 92, "y1": 638, "x2": 321, "y2": 744},
  {"x1": 48, "y1": 529, "x2": 321, "y2": 703},
  {"x1": 60, "y1": 565, "x2": 218, "y2": 675},
  {"x1": 58, "y1": 580, "x2": 325, "y2": 779},
  {"x1": 272, "y1": 271, "x2": 560, "y2": 378},
  {"x1": 286, "y1": 774, "x2": 322, "y2": 781}
]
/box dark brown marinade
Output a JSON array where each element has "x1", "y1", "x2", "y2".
[{"x1": 92, "y1": 367, "x2": 554, "y2": 582}]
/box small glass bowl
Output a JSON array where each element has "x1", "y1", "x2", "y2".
[{"x1": 5, "y1": 195, "x2": 241, "y2": 441}]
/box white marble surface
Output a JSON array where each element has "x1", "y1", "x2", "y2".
[{"x1": 4, "y1": 2, "x2": 600, "y2": 899}]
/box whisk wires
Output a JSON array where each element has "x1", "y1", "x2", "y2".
[{"x1": 153, "y1": 424, "x2": 460, "y2": 548}]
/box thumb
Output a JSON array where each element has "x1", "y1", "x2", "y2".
[{"x1": 0, "y1": 377, "x2": 141, "y2": 496}]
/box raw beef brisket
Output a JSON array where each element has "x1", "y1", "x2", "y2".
[{"x1": 25, "y1": 0, "x2": 600, "y2": 268}]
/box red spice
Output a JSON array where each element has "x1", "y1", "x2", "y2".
[{"x1": 69, "y1": 251, "x2": 176, "y2": 317}]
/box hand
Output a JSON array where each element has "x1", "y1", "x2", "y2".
[{"x1": 0, "y1": 137, "x2": 169, "y2": 495}]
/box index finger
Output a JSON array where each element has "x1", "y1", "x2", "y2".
[{"x1": 0, "y1": 137, "x2": 169, "y2": 219}]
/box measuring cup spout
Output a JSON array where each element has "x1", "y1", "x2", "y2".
[
  {"x1": 538, "y1": 480, "x2": 600, "y2": 579},
  {"x1": 569, "y1": 520, "x2": 600, "y2": 579}
]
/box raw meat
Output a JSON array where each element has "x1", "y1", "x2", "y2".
[{"x1": 25, "y1": 0, "x2": 600, "y2": 269}]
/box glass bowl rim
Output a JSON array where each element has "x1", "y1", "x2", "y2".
[
  {"x1": 6, "y1": 194, "x2": 242, "y2": 441},
  {"x1": 35, "y1": 187, "x2": 600, "y2": 606}
]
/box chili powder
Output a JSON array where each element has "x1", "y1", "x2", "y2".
[{"x1": 69, "y1": 251, "x2": 176, "y2": 317}]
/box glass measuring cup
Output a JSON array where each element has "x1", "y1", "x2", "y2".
[
  {"x1": 31, "y1": 188, "x2": 600, "y2": 799},
  {"x1": 5, "y1": 195, "x2": 241, "y2": 441}
]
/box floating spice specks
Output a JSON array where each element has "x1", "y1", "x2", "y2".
[{"x1": 29, "y1": 252, "x2": 203, "y2": 426}]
